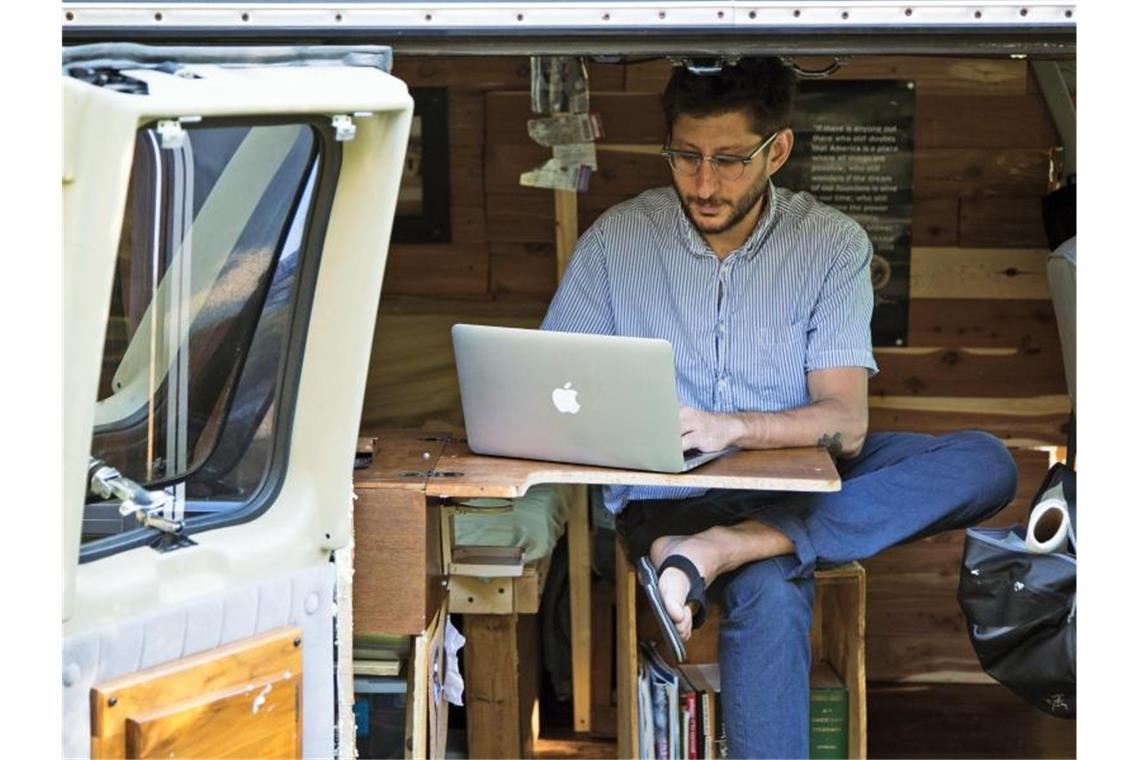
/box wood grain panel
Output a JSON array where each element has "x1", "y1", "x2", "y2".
[
  {"x1": 395, "y1": 56, "x2": 532, "y2": 89},
  {"x1": 450, "y1": 145, "x2": 485, "y2": 203},
  {"x1": 915, "y1": 96, "x2": 1059, "y2": 148},
  {"x1": 382, "y1": 244, "x2": 490, "y2": 298},
  {"x1": 588, "y1": 61, "x2": 629, "y2": 91},
  {"x1": 490, "y1": 242, "x2": 558, "y2": 298},
  {"x1": 811, "y1": 56, "x2": 1030, "y2": 95},
  {"x1": 486, "y1": 192, "x2": 615, "y2": 243},
  {"x1": 868, "y1": 395, "x2": 1070, "y2": 445},
  {"x1": 908, "y1": 298, "x2": 1060, "y2": 350},
  {"x1": 866, "y1": 634, "x2": 991, "y2": 683},
  {"x1": 870, "y1": 347, "x2": 1066, "y2": 398},
  {"x1": 911, "y1": 197, "x2": 959, "y2": 247},
  {"x1": 451, "y1": 204, "x2": 487, "y2": 243},
  {"x1": 959, "y1": 196, "x2": 1049, "y2": 248},
  {"x1": 623, "y1": 57, "x2": 1030, "y2": 95},
  {"x1": 486, "y1": 193, "x2": 562, "y2": 243},
  {"x1": 362, "y1": 299, "x2": 548, "y2": 429},
  {"x1": 91, "y1": 627, "x2": 303, "y2": 759},
  {"x1": 395, "y1": 56, "x2": 624, "y2": 91},
  {"x1": 867, "y1": 572, "x2": 978, "y2": 636},
  {"x1": 449, "y1": 91, "x2": 485, "y2": 147},
  {"x1": 913, "y1": 148, "x2": 1054, "y2": 199},
  {"x1": 910, "y1": 247, "x2": 1050, "y2": 300},
  {"x1": 486, "y1": 193, "x2": 554, "y2": 242}
]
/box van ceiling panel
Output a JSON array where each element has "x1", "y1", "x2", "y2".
[{"x1": 63, "y1": 2, "x2": 1075, "y2": 57}]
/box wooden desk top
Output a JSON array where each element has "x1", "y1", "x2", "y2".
[{"x1": 356, "y1": 429, "x2": 841, "y2": 499}]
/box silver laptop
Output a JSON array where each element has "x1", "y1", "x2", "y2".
[{"x1": 451, "y1": 324, "x2": 732, "y2": 473}]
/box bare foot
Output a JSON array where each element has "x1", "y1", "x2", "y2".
[{"x1": 648, "y1": 530, "x2": 729, "y2": 641}]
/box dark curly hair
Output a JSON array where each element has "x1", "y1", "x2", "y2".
[{"x1": 661, "y1": 57, "x2": 797, "y2": 140}]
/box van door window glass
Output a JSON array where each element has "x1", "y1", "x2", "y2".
[{"x1": 84, "y1": 121, "x2": 320, "y2": 544}]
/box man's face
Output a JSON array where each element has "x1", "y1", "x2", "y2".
[{"x1": 667, "y1": 110, "x2": 786, "y2": 237}]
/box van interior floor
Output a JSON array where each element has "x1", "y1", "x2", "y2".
[{"x1": 532, "y1": 682, "x2": 1077, "y2": 759}]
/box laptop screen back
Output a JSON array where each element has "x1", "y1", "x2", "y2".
[{"x1": 452, "y1": 324, "x2": 689, "y2": 472}]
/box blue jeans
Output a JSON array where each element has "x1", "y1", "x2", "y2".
[{"x1": 616, "y1": 430, "x2": 1019, "y2": 759}]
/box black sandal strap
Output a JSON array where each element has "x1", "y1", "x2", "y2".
[
  {"x1": 659, "y1": 554, "x2": 708, "y2": 629},
  {"x1": 635, "y1": 556, "x2": 687, "y2": 662}
]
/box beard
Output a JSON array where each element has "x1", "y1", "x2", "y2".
[{"x1": 673, "y1": 171, "x2": 769, "y2": 237}]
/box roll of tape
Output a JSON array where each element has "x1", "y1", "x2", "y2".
[{"x1": 1025, "y1": 498, "x2": 1072, "y2": 554}]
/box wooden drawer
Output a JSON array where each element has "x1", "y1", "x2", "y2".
[{"x1": 354, "y1": 487, "x2": 444, "y2": 635}]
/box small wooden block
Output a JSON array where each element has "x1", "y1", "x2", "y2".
[
  {"x1": 91, "y1": 626, "x2": 303, "y2": 759},
  {"x1": 125, "y1": 670, "x2": 300, "y2": 759},
  {"x1": 449, "y1": 575, "x2": 515, "y2": 614}
]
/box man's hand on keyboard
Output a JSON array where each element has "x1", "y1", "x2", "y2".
[{"x1": 679, "y1": 406, "x2": 745, "y2": 453}]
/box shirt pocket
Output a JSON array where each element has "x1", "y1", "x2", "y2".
[{"x1": 741, "y1": 320, "x2": 809, "y2": 410}]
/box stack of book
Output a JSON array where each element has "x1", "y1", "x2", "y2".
[
  {"x1": 635, "y1": 645, "x2": 849, "y2": 760},
  {"x1": 636, "y1": 643, "x2": 725, "y2": 759},
  {"x1": 353, "y1": 633, "x2": 407, "y2": 678}
]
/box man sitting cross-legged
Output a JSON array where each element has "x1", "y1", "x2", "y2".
[{"x1": 540, "y1": 57, "x2": 1018, "y2": 758}]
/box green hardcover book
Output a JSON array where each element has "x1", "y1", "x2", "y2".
[{"x1": 809, "y1": 662, "x2": 849, "y2": 760}]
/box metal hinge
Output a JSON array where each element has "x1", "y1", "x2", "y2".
[
  {"x1": 155, "y1": 116, "x2": 202, "y2": 150},
  {"x1": 331, "y1": 114, "x2": 356, "y2": 141},
  {"x1": 88, "y1": 458, "x2": 190, "y2": 547},
  {"x1": 156, "y1": 120, "x2": 186, "y2": 149},
  {"x1": 331, "y1": 112, "x2": 376, "y2": 142}
]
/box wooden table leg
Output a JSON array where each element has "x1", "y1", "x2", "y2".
[
  {"x1": 463, "y1": 614, "x2": 522, "y2": 758},
  {"x1": 568, "y1": 484, "x2": 592, "y2": 733},
  {"x1": 615, "y1": 539, "x2": 639, "y2": 759}
]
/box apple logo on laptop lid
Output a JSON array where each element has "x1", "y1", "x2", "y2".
[{"x1": 551, "y1": 382, "x2": 581, "y2": 414}]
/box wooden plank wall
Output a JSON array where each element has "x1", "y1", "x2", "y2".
[{"x1": 363, "y1": 56, "x2": 1068, "y2": 682}]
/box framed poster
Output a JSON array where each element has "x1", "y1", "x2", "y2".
[
  {"x1": 392, "y1": 87, "x2": 451, "y2": 244},
  {"x1": 780, "y1": 80, "x2": 916, "y2": 346}
]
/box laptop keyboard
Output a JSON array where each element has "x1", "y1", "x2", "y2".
[{"x1": 683, "y1": 448, "x2": 703, "y2": 461}]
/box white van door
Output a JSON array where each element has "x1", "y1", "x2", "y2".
[{"x1": 62, "y1": 45, "x2": 412, "y2": 758}]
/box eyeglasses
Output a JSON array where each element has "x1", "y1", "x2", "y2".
[{"x1": 660, "y1": 130, "x2": 781, "y2": 182}]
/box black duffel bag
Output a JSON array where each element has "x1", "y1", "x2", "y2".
[{"x1": 957, "y1": 424, "x2": 1076, "y2": 718}]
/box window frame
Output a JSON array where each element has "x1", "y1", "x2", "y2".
[{"x1": 80, "y1": 114, "x2": 344, "y2": 564}]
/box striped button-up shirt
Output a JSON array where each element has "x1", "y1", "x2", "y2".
[{"x1": 541, "y1": 182, "x2": 879, "y2": 514}]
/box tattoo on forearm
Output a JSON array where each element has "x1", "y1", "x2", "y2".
[{"x1": 818, "y1": 432, "x2": 843, "y2": 455}]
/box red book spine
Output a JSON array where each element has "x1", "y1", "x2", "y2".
[{"x1": 686, "y1": 692, "x2": 698, "y2": 759}]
